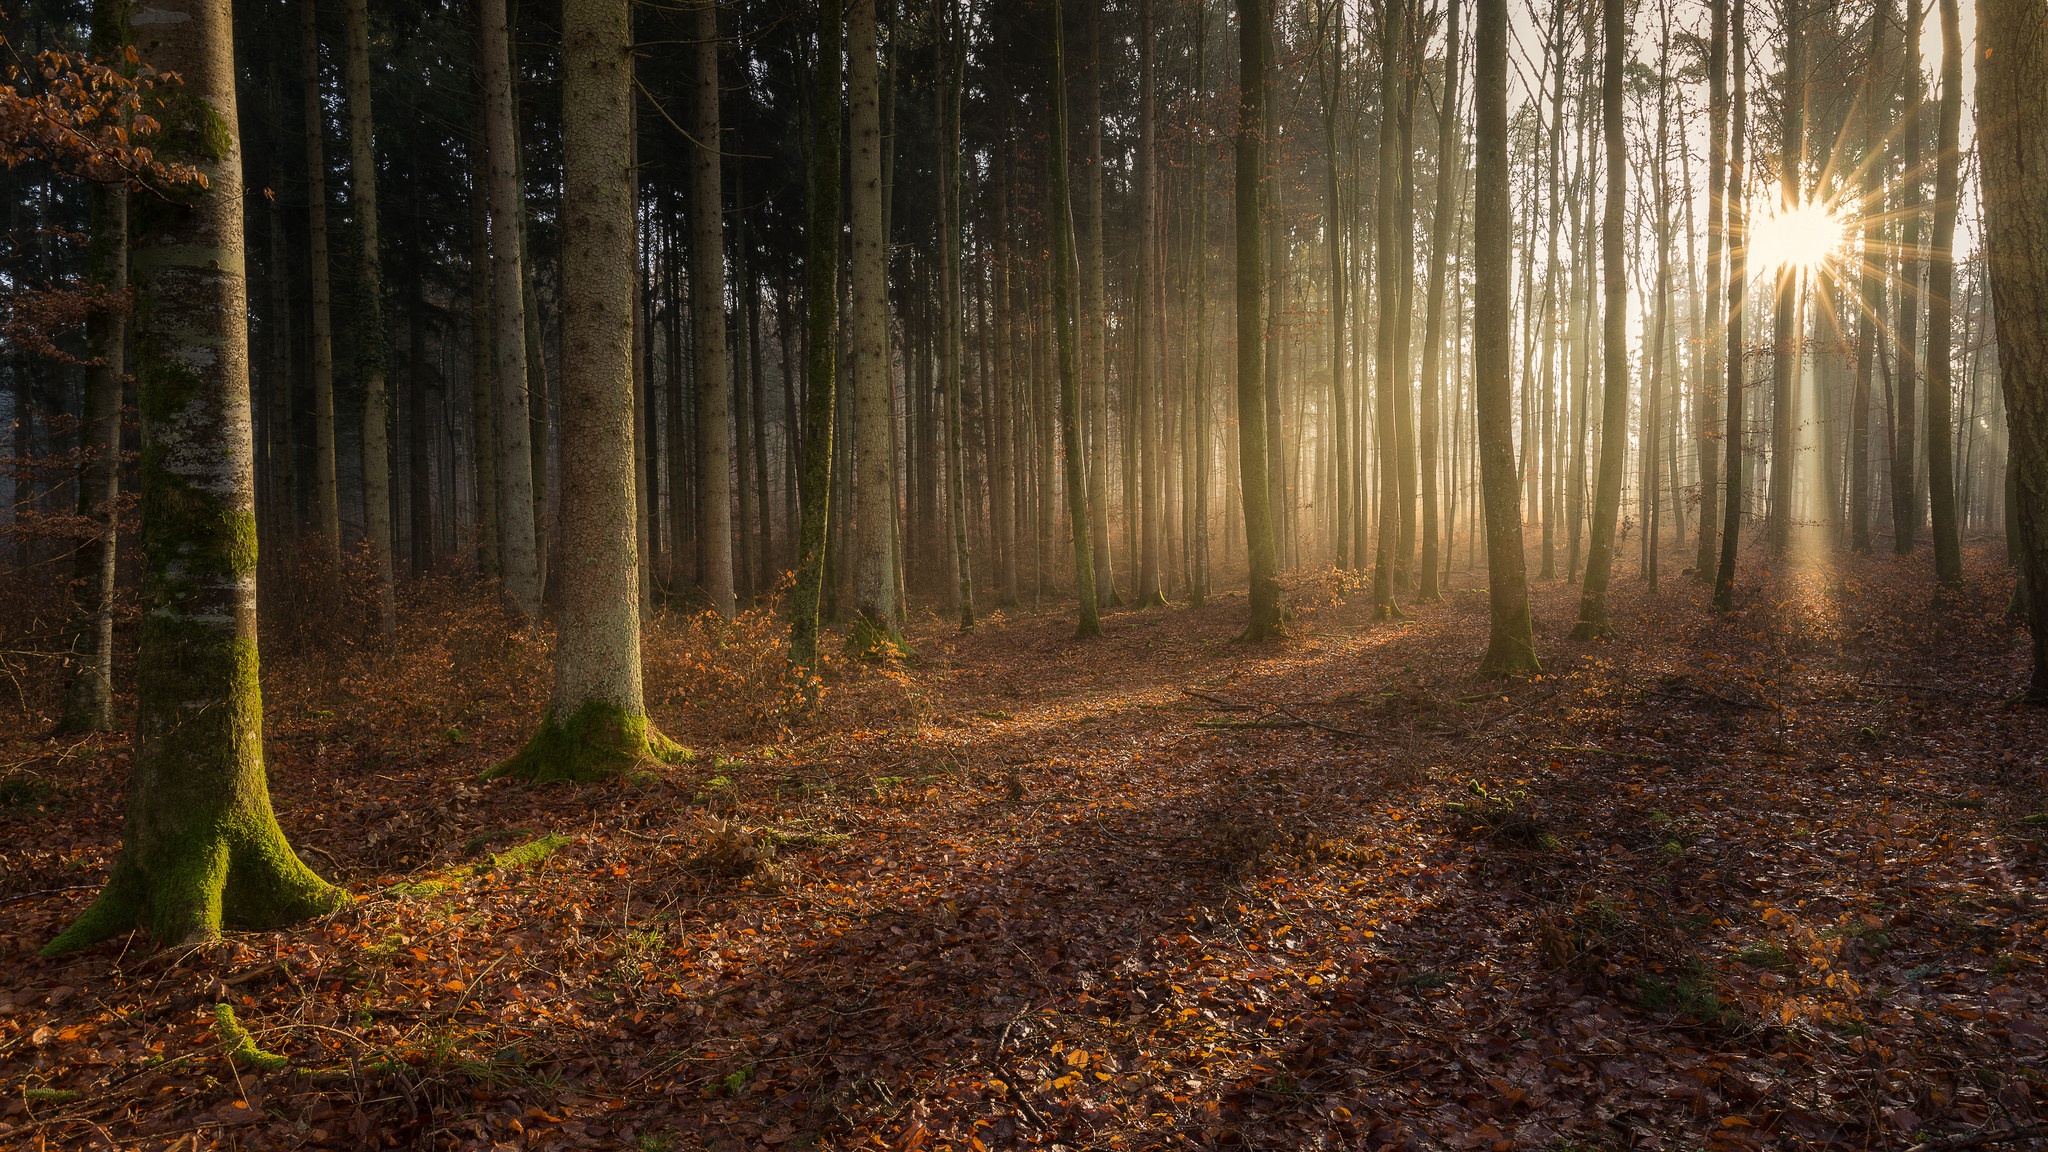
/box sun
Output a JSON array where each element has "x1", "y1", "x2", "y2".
[{"x1": 1748, "y1": 195, "x2": 1848, "y2": 278}]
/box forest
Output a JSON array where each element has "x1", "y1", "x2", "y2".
[{"x1": 1, "y1": 0, "x2": 2047, "y2": 1146}]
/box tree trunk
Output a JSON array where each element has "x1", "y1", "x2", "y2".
[
  {"x1": 1136, "y1": 0, "x2": 1165, "y2": 606},
  {"x1": 468, "y1": 138, "x2": 500, "y2": 579},
  {"x1": 1473, "y1": 0, "x2": 1539, "y2": 675},
  {"x1": 300, "y1": 0, "x2": 341, "y2": 562},
  {"x1": 1766, "y1": 0, "x2": 1801, "y2": 558},
  {"x1": 46, "y1": 0, "x2": 346, "y2": 955},
  {"x1": 787, "y1": 0, "x2": 841, "y2": 698},
  {"x1": 343, "y1": 0, "x2": 395, "y2": 630},
  {"x1": 939, "y1": 0, "x2": 973, "y2": 628},
  {"x1": 1977, "y1": 0, "x2": 2048, "y2": 695},
  {"x1": 848, "y1": 0, "x2": 898, "y2": 647},
  {"x1": 1892, "y1": 0, "x2": 1924, "y2": 554},
  {"x1": 691, "y1": 0, "x2": 736, "y2": 620},
  {"x1": 1084, "y1": 1, "x2": 1117, "y2": 607},
  {"x1": 478, "y1": 0, "x2": 541, "y2": 622},
  {"x1": 489, "y1": 0, "x2": 664, "y2": 782},
  {"x1": 1568, "y1": 0, "x2": 1628, "y2": 638},
  {"x1": 1712, "y1": 0, "x2": 1748, "y2": 610},
  {"x1": 1235, "y1": 0, "x2": 1283, "y2": 639},
  {"x1": 1371, "y1": 0, "x2": 1408, "y2": 619},
  {"x1": 1417, "y1": 0, "x2": 1460, "y2": 601},
  {"x1": 1047, "y1": 0, "x2": 1100, "y2": 637},
  {"x1": 1923, "y1": 0, "x2": 1963, "y2": 583},
  {"x1": 1697, "y1": 0, "x2": 1728, "y2": 574}
]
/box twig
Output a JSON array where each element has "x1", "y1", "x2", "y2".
[
  {"x1": 1547, "y1": 744, "x2": 1673, "y2": 765},
  {"x1": 1181, "y1": 688, "x2": 1257, "y2": 710},
  {"x1": 1904, "y1": 1122, "x2": 2048, "y2": 1152},
  {"x1": 1269, "y1": 704, "x2": 1373, "y2": 738},
  {"x1": 0, "y1": 883, "x2": 98, "y2": 905}
]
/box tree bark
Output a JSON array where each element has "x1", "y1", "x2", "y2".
[
  {"x1": 46, "y1": 0, "x2": 346, "y2": 954},
  {"x1": 1235, "y1": 0, "x2": 1283, "y2": 639},
  {"x1": 343, "y1": 0, "x2": 394, "y2": 630},
  {"x1": 1371, "y1": 0, "x2": 1408, "y2": 619},
  {"x1": 1048, "y1": 0, "x2": 1100, "y2": 638},
  {"x1": 1766, "y1": 0, "x2": 1801, "y2": 558},
  {"x1": 1697, "y1": 0, "x2": 1728, "y2": 574},
  {"x1": 1977, "y1": 0, "x2": 2048, "y2": 696},
  {"x1": 1892, "y1": 0, "x2": 1924, "y2": 554},
  {"x1": 848, "y1": 0, "x2": 898, "y2": 647},
  {"x1": 1712, "y1": 0, "x2": 1748, "y2": 610},
  {"x1": 691, "y1": 0, "x2": 735, "y2": 620},
  {"x1": 478, "y1": 0, "x2": 542, "y2": 622},
  {"x1": 300, "y1": 0, "x2": 341, "y2": 562},
  {"x1": 1569, "y1": 0, "x2": 1628, "y2": 638},
  {"x1": 787, "y1": 0, "x2": 842, "y2": 698},
  {"x1": 1417, "y1": 0, "x2": 1460, "y2": 601},
  {"x1": 1473, "y1": 0, "x2": 1538, "y2": 675},
  {"x1": 1923, "y1": 0, "x2": 1963, "y2": 583},
  {"x1": 488, "y1": 0, "x2": 664, "y2": 781}
]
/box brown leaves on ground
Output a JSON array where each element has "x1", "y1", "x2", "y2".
[{"x1": 2, "y1": 546, "x2": 2045, "y2": 1151}]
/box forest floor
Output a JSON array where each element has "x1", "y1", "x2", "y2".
[{"x1": 2, "y1": 543, "x2": 2046, "y2": 1152}]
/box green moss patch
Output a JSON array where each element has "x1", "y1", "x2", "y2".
[
  {"x1": 485, "y1": 702, "x2": 670, "y2": 784},
  {"x1": 215, "y1": 1004, "x2": 288, "y2": 1072}
]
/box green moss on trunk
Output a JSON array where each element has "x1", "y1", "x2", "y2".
[{"x1": 485, "y1": 701, "x2": 677, "y2": 784}]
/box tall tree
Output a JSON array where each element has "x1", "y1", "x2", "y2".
[
  {"x1": 1712, "y1": 0, "x2": 1748, "y2": 610},
  {"x1": 1083, "y1": 2, "x2": 1117, "y2": 606},
  {"x1": 1235, "y1": 0, "x2": 1283, "y2": 640},
  {"x1": 1370, "y1": 0, "x2": 1408, "y2": 619},
  {"x1": 1416, "y1": 0, "x2": 1460, "y2": 602},
  {"x1": 1976, "y1": 0, "x2": 2048, "y2": 697},
  {"x1": 938, "y1": 0, "x2": 972, "y2": 628},
  {"x1": 1136, "y1": 0, "x2": 1166, "y2": 606},
  {"x1": 1891, "y1": 0, "x2": 1924, "y2": 554},
  {"x1": 1049, "y1": 0, "x2": 1101, "y2": 637},
  {"x1": 489, "y1": 0, "x2": 666, "y2": 781},
  {"x1": 1569, "y1": 0, "x2": 1628, "y2": 639},
  {"x1": 1923, "y1": 0, "x2": 1964, "y2": 583},
  {"x1": 788, "y1": 0, "x2": 843, "y2": 699},
  {"x1": 1472, "y1": 0, "x2": 1537, "y2": 675},
  {"x1": 344, "y1": 0, "x2": 395, "y2": 631},
  {"x1": 300, "y1": 0, "x2": 341, "y2": 562},
  {"x1": 1848, "y1": 0, "x2": 1887, "y2": 555},
  {"x1": 1317, "y1": 0, "x2": 1350, "y2": 572},
  {"x1": 693, "y1": 0, "x2": 736, "y2": 620},
  {"x1": 1696, "y1": 0, "x2": 1729, "y2": 575},
  {"x1": 57, "y1": 0, "x2": 130, "y2": 734},
  {"x1": 479, "y1": 0, "x2": 542, "y2": 622},
  {"x1": 46, "y1": 0, "x2": 346, "y2": 954},
  {"x1": 848, "y1": 0, "x2": 899, "y2": 646},
  {"x1": 1765, "y1": 0, "x2": 1802, "y2": 557}
]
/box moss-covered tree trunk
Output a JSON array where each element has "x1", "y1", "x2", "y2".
[
  {"x1": 1234, "y1": 0, "x2": 1283, "y2": 640},
  {"x1": 488, "y1": 0, "x2": 664, "y2": 782},
  {"x1": 1569, "y1": 0, "x2": 1629, "y2": 639},
  {"x1": 1472, "y1": 0, "x2": 1539, "y2": 676},
  {"x1": 1976, "y1": 0, "x2": 2048, "y2": 697},
  {"x1": 478, "y1": 0, "x2": 541, "y2": 623},
  {"x1": 46, "y1": 0, "x2": 347, "y2": 955},
  {"x1": 1048, "y1": 0, "x2": 1101, "y2": 639},
  {"x1": 787, "y1": 0, "x2": 841, "y2": 699},
  {"x1": 343, "y1": 0, "x2": 396, "y2": 632},
  {"x1": 58, "y1": 0, "x2": 131, "y2": 735}
]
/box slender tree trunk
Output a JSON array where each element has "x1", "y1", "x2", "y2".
[
  {"x1": 489, "y1": 0, "x2": 663, "y2": 782},
  {"x1": 1084, "y1": 2, "x2": 1117, "y2": 607},
  {"x1": 1712, "y1": 0, "x2": 1749, "y2": 609},
  {"x1": 1696, "y1": 0, "x2": 1728, "y2": 574},
  {"x1": 1134, "y1": 0, "x2": 1165, "y2": 606},
  {"x1": 1235, "y1": 0, "x2": 1283, "y2": 639},
  {"x1": 46, "y1": 0, "x2": 345, "y2": 955},
  {"x1": 939, "y1": 0, "x2": 973, "y2": 628},
  {"x1": 1371, "y1": 0, "x2": 1408, "y2": 619},
  {"x1": 848, "y1": 0, "x2": 898, "y2": 645},
  {"x1": 1849, "y1": 0, "x2": 1887, "y2": 555},
  {"x1": 479, "y1": 0, "x2": 541, "y2": 622},
  {"x1": 1892, "y1": 0, "x2": 1924, "y2": 553},
  {"x1": 1416, "y1": 0, "x2": 1460, "y2": 601},
  {"x1": 343, "y1": 0, "x2": 395, "y2": 629},
  {"x1": 1046, "y1": 0, "x2": 1100, "y2": 637},
  {"x1": 787, "y1": 0, "x2": 841, "y2": 696},
  {"x1": 1473, "y1": 0, "x2": 1538, "y2": 674},
  {"x1": 1924, "y1": 0, "x2": 1963, "y2": 582},
  {"x1": 300, "y1": 0, "x2": 340, "y2": 562},
  {"x1": 691, "y1": 0, "x2": 736, "y2": 620},
  {"x1": 1569, "y1": 0, "x2": 1628, "y2": 638},
  {"x1": 1766, "y1": 0, "x2": 1802, "y2": 557}
]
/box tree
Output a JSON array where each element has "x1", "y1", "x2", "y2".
[
  {"x1": 1976, "y1": 0, "x2": 2048, "y2": 697},
  {"x1": 1848, "y1": 0, "x2": 1886, "y2": 555},
  {"x1": 848, "y1": 0, "x2": 899, "y2": 651},
  {"x1": 487, "y1": 0, "x2": 667, "y2": 782},
  {"x1": 1711, "y1": 0, "x2": 1748, "y2": 611},
  {"x1": 1765, "y1": 0, "x2": 1801, "y2": 558},
  {"x1": 1922, "y1": 0, "x2": 1963, "y2": 584},
  {"x1": 1235, "y1": 0, "x2": 1283, "y2": 641},
  {"x1": 1316, "y1": 0, "x2": 1350, "y2": 572},
  {"x1": 937, "y1": 0, "x2": 972, "y2": 629},
  {"x1": 1891, "y1": 0, "x2": 1924, "y2": 555},
  {"x1": 46, "y1": 0, "x2": 346, "y2": 954},
  {"x1": 478, "y1": 0, "x2": 542, "y2": 623},
  {"x1": 1048, "y1": 0, "x2": 1101, "y2": 638},
  {"x1": 1569, "y1": 0, "x2": 1628, "y2": 639},
  {"x1": 788, "y1": 0, "x2": 842, "y2": 701},
  {"x1": 1695, "y1": 0, "x2": 1728, "y2": 575},
  {"x1": 1370, "y1": 0, "x2": 1408, "y2": 620},
  {"x1": 56, "y1": 0, "x2": 130, "y2": 735},
  {"x1": 300, "y1": 0, "x2": 340, "y2": 563},
  {"x1": 344, "y1": 0, "x2": 395, "y2": 632},
  {"x1": 693, "y1": 0, "x2": 736, "y2": 621},
  {"x1": 1472, "y1": 0, "x2": 1537, "y2": 675},
  {"x1": 1135, "y1": 0, "x2": 1165, "y2": 608},
  {"x1": 1416, "y1": 0, "x2": 1460, "y2": 602}
]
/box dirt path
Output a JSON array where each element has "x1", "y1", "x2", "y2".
[{"x1": 3, "y1": 551, "x2": 2045, "y2": 1151}]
